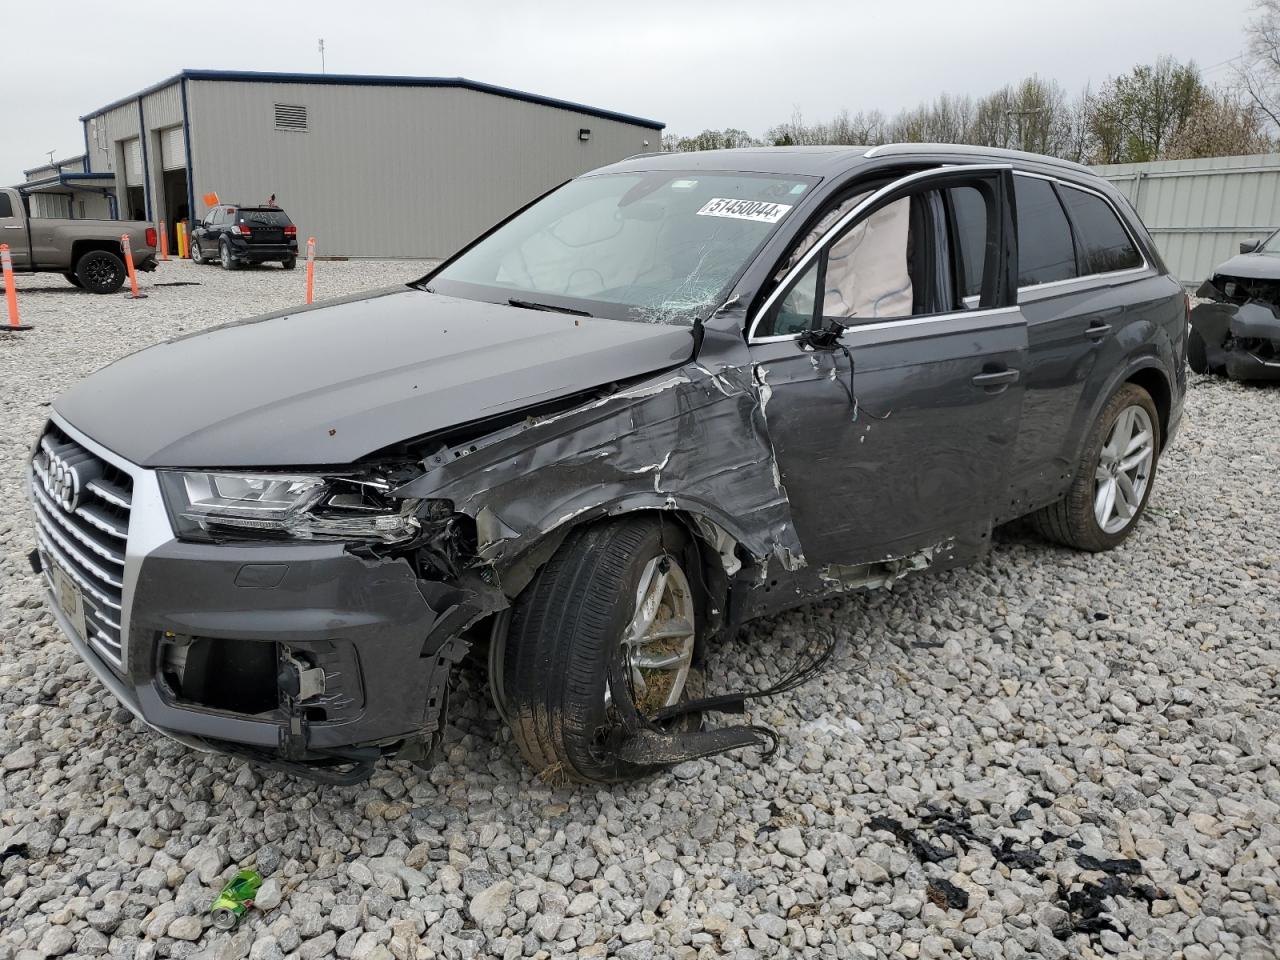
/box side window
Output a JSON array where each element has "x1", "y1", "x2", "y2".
[
  {"x1": 0, "y1": 192, "x2": 12, "y2": 219},
  {"x1": 822, "y1": 198, "x2": 913, "y2": 322},
  {"x1": 947, "y1": 186, "x2": 988, "y2": 299},
  {"x1": 1057, "y1": 185, "x2": 1142, "y2": 275},
  {"x1": 1014, "y1": 176, "x2": 1077, "y2": 287}
]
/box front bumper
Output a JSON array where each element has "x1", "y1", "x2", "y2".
[
  {"x1": 1190, "y1": 300, "x2": 1280, "y2": 381},
  {"x1": 31, "y1": 415, "x2": 480, "y2": 781}
]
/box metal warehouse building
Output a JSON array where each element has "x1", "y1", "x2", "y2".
[{"x1": 75, "y1": 69, "x2": 664, "y2": 258}]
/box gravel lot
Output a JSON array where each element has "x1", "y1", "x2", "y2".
[{"x1": 2, "y1": 259, "x2": 1278, "y2": 960}]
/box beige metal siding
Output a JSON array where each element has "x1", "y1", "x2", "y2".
[
  {"x1": 1096, "y1": 153, "x2": 1280, "y2": 284},
  {"x1": 186, "y1": 79, "x2": 660, "y2": 258},
  {"x1": 141, "y1": 82, "x2": 183, "y2": 129}
]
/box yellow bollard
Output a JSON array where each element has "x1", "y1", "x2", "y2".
[{"x1": 177, "y1": 221, "x2": 188, "y2": 259}]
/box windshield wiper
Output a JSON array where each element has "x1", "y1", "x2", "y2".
[{"x1": 507, "y1": 297, "x2": 593, "y2": 318}]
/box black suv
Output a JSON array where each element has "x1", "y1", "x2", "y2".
[
  {"x1": 190, "y1": 204, "x2": 298, "y2": 270},
  {"x1": 30, "y1": 145, "x2": 1186, "y2": 785}
]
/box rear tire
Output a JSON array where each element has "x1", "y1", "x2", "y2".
[
  {"x1": 501, "y1": 517, "x2": 704, "y2": 783},
  {"x1": 1031, "y1": 383, "x2": 1160, "y2": 552},
  {"x1": 219, "y1": 240, "x2": 237, "y2": 270},
  {"x1": 1187, "y1": 326, "x2": 1210, "y2": 375},
  {"x1": 282, "y1": 257, "x2": 297, "y2": 270},
  {"x1": 63, "y1": 272, "x2": 83, "y2": 289},
  {"x1": 74, "y1": 250, "x2": 126, "y2": 294}
]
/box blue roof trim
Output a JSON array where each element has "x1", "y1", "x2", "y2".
[
  {"x1": 22, "y1": 154, "x2": 88, "y2": 177},
  {"x1": 80, "y1": 69, "x2": 665, "y2": 130},
  {"x1": 18, "y1": 172, "x2": 115, "y2": 192}
]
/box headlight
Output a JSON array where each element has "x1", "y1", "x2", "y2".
[{"x1": 158, "y1": 471, "x2": 423, "y2": 544}]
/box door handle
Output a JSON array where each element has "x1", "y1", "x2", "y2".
[
  {"x1": 972, "y1": 369, "x2": 1020, "y2": 388},
  {"x1": 1086, "y1": 322, "x2": 1112, "y2": 340},
  {"x1": 2, "y1": 224, "x2": 22, "y2": 229}
]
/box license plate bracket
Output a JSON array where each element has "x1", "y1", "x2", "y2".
[{"x1": 53, "y1": 565, "x2": 87, "y2": 642}]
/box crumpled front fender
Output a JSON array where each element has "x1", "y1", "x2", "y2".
[{"x1": 1190, "y1": 300, "x2": 1280, "y2": 380}]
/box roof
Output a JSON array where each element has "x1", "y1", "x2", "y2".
[
  {"x1": 600, "y1": 143, "x2": 1096, "y2": 178},
  {"x1": 23, "y1": 154, "x2": 87, "y2": 177},
  {"x1": 18, "y1": 171, "x2": 114, "y2": 194},
  {"x1": 80, "y1": 69, "x2": 664, "y2": 130}
]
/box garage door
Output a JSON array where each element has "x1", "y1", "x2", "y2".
[
  {"x1": 160, "y1": 127, "x2": 185, "y2": 171},
  {"x1": 123, "y1": 138, "x2": 143, "y2": 186}
]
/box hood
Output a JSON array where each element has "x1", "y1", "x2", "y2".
[
  {"x1": 1210, "y1": 252, "x2": 1280, "y2": 282},
  {"x1": 55, "y1": 288, "x2": 694, "y2": 467}
]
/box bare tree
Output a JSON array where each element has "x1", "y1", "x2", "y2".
[
  {"x1": 1242, "y1": 0, "x2": 1280, "y2": 129},
  {"x1": 1164, "y1": 91, "x2": 1276, "y2": 158}
]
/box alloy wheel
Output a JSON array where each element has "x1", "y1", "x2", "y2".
[
  {"x1": 1094, "y1": 404, "x2": 1155, "y2": 535},
  {"x1": 609, "y1": 555, "x2": 696, "y2": 716}
]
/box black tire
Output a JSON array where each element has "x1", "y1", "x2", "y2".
[
  {"x1": 1187, "y1": 326, "x2": 1212, "y2": 375},
  {"x1": 282, "y1": 257, "x2": 297, "y2": 270},
  {"x1": 74, "y1": 250, "x2": 126, "y2": 294},
  {"x1": 219, "y1": 239, "x2": 237, "y2": 271},
  {"x1": 63, "y1": 272, "x2": 83, "y2": 289},
  {"x1": 190, "y1": 239, "x2": 205, "y2": 265},
  {"x1": 501, "y1": 517, "x2": 704, "y2": 783},
  {"x1": 1031, "y1": 383, "x2": 1161, "y2": 552}
]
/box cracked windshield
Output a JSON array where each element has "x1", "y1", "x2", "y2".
[{"x1": 430, "y1": 171, "x2": 814, "y2": 323}]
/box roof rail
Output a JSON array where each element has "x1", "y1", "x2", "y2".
[{"x1": 863, "y1": 143, "x2": 1092, "y2": 174}]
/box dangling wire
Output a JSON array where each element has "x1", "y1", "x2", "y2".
[{"x1": 798, "y1": 321, "x2": 892, "y2": 422}]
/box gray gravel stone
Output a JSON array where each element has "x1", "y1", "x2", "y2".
[{"x1": 1, "y1": 264, "x2": 1278, "y2": 960}]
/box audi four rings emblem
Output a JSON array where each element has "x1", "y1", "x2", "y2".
[{"x1": 39, "y1": 447, "x2": 83, "y2": 512}]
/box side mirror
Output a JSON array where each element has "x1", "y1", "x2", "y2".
[{"x1": 1241, "y1": 239, "x2": 1262, "y2": 254}]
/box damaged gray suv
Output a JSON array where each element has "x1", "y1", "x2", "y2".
[{"x1": 29, "y1": 144, "x2": 1186, "y2": 784}]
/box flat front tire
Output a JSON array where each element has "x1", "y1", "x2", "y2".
[
  {"x1": 500, "y1": 517, "x2": 703, "y2": 783},
  {"x1": 1187, "y1": 326, "x2": 1211, "y2": 375},
  {"x1": 190, "y1": 240, "x2": 205, "y2": 265},
  {"x1": 1031, "y1": 383, "x2": 1160, "y2": 552}
]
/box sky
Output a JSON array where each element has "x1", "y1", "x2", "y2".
[{"x1": 4, "y1": 0, "x2": 1259, "y2": 184}]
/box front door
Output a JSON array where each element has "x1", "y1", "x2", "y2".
[
  {"x1": 0, "y1": 190, "x2": 31, "y2": 269},
  {"x1": 749, "y1": 166, "x2": 1028, "y2": 571}
]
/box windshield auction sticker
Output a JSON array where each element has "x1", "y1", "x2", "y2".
[{"x1": 696, "y1": 198, "x2": 793, "y2": 223}]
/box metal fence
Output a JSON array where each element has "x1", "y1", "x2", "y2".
[{"x1": 1094, "y1": 153, "x2": 1280, "y2": 286}]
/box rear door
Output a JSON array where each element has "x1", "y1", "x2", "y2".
[
  {"x1": 749, "y1": 166, "x2": 1027, "y2": 569},
  {"x1": 0, "y1": 189, "x2": 31, "y2": 269},
  {"x1": 1001, "y1": 173, "x2": 1151, "y2": 518}
]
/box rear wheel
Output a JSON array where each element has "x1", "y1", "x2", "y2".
[
  {"x1": 282, "y1": 256, "x2": 297, "y2": 270},
  {"x1": 219, "y1": 239, "x2": 237, "y2": 270},
  {"x1": 1031, "y1": 383, "x2": 1160, "y2": 552},
  {"x1": 74, "y1": 250, "x2": 126, "y2": 294},
  {"x1": 62, "y1": 272, "x2": 83, "y2": 289},
  {"x1": 500, "y1": 517, "x2": 703, "y2": 783}
]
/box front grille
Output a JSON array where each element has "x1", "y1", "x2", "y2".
[{"x1": 30, "y1": 423, "x2": 133, "y2": 670}]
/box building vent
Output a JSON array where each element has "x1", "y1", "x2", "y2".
[{"x1": 274, "y1": 103, "x2": 308, "y2": 132}]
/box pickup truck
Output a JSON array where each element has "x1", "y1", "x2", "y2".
[{"x1": 0, "y1": 186, "x2": 158, "y2": 294}]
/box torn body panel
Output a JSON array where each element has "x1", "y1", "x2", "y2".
[
  {"x1": 1191, "y1": 278, "x2": 1280, "y2": 381},
  {"x1": 395, "y1": 340, "x2": 806, "y2": 591}
]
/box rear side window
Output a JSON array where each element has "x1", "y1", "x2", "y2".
[
  {"x1": 0, "y1": 193, "x2": 12, "y2": 218},
  {"x1": 1058, "y1": 185, "x2": 1142, "y2": 274},
  {"x1": 239, "y1": 209, "x2": 291, "y2": 226},
  {"x1": 947, "y1": 186, "x2": 988, "y2": 299},
  {"x1": 1014, "y1": 176, "x2": 1077, "y2": 287}
]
